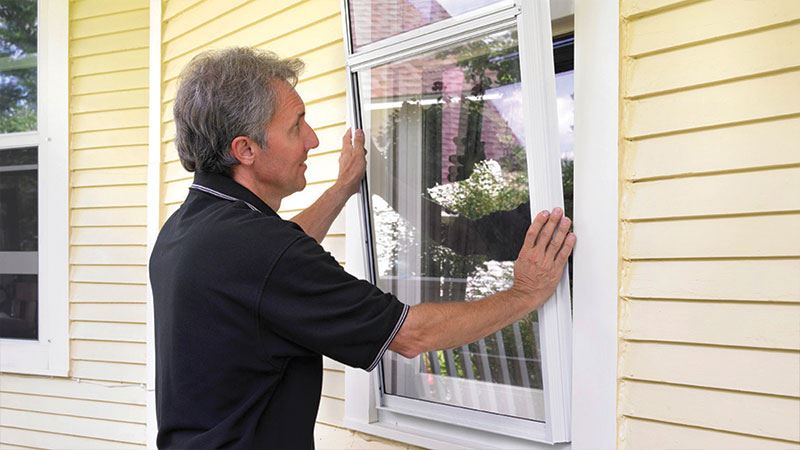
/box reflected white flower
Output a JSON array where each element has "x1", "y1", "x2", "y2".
[
  {"x1": 465, "y1": 260, "x2": 515, "y2": 301},
  {"x1": 372, "y1": 194, "x2": 415, "y2": 276}
]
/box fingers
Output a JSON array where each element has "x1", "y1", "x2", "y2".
[
  {"x1": 354, "y1": 128, "x2": 365, "y2": 153},
  {"x1": 521, "y1": 210, "x2": 549, "y2": 250},
  {"x1": 545, "y1": 216, "x2": 571, "y2": 260},
  {"x1": 342, "y1": 128, "x2": 352, "y2": 149},
  {"x1": 534, "y1": 207, "x2": 563, "y2": 256},
  {"x1": 555, "y1": 233, "x2": 577, "y2": 266}
]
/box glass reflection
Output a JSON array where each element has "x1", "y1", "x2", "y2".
[
  {"x1": 0, "y1": 0, "x2": 37, "y2": 133},
  {"x1": 348, "y1": 0, "x2": 501, "y2": 50},
  {"x1": 361, "y1": 29, "x2": 546, "y2": 421}
]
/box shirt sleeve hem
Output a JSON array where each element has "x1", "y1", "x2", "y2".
[{"x1": 365, "y1": 303, "x2": 410, "y2": 372}]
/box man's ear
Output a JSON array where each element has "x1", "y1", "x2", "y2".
[{"x1": 230, "y1": 136, "x2": 257, "y2": 166}]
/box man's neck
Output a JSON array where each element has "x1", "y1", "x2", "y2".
[{"x1": 231, "y1": 169, "x2": 282, "y2": 212}]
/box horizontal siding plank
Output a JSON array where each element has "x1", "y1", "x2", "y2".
[
  {"x1": 72, "y1": 69, "x2": 149, "y2": 95},
  {"x1": 314, "y1": 422, "x2": 410, "y2": 449},
  {"x1": 71, "y1": 226, "x2": 147, "y2": 246},
  {"x1": 316, "y1": 395, "x2": 344, "y2": 428},
  {"x1": 621, "y1": 0, "x2": 694, "y2": 18},
  {"x1": 322, "y1": 369, "x2": 344, "y2": 400},
  {"x1": 164, "y1": 202, "x2": 182, "y2": 219},
  {"x1": 161, "y1": 0, "x2": 304, "y2": 61},
  {"x1": 295, "y1": 42, "x2": 345, "y2": 81},
  {"x1": 622, "y1": 417, "x2": 800, "y2": 450},
  {"x1": 620, "y1": 380, "x2": 800, "y2": 442},
  {"x1": 72, "y1": 89, "x2": 149, "y2": 114},
  {"x1": 280, "y1": 181, "x2": 333, "y2": 212},
  {"x1": 70, "y1": 245, "x2": 146, "y2": 265},
  {"x1": 162, "y1": 2, "x2": 339, "y2": 81},
  {"x1": 626, "y1": 214, "x2": 800, "y2": 259},
  {"x1": 622, "y1": 299, "x2": 800, "y2": 350},
  {"x1": 72, "y1": 185, "x2": 147, "y2": 208},
  {"x1": 0, "y1": 427, "x2": 144, "y2": 450},
  {"x1": 625, "y1": 167, "x2": 800, "y2": 219},
  {"x1": 296, "y1": 69, "x2": 346, "y2": 103},
  {"x1": 70, "y1": 361, "x2": 146, "y2": 384},
  {"x1": 164, "y1": 160, "x2": 190, "y2": 183},
  {"x1": 0, "y1": 374, "x2": 145, "y2": 405},
  {"x1": 0, "y1": 393, "x2": 145, "y2": 424},
  {"x1": 310, "y1": 124, "x2": 347, "y2": 156},
  {"x1": 0, "y1": 409, "x2": 144, "y2": 444},
  {"x1": 626, "y1": 0, "x2": 800, "y2": 56},
  {"x1": 71, "y1": 340, "x2": 146, "y2": 364},
  {"x1": 71, "y1": 146, "x2": 148, "y2": 170},
  {"x1": 163, "y1": 179, "x2": 191, "y2": 205},
  {"x1": 71, "y1": 0, "x2": 148, "y2": 21},
  {"x1": 305, "y1": 95, "x2": 346, "y2": 130},
  {"x1": 72, "y1": 127, "x2": 148, "y2": 149},
  {"x1": 70, "y1": 322, "x2": 146, "y2": 343},
  {"x1": 625, "y1": 70, "x2": 800, "y2": 139},
  {"x1": 72, "y1": 108, "x2": 148, "y2": 133},
  {"x1": 624, "y1": 259, "x2": 800, "y2": 301},
  {"x1": 627, "y1": 23, "x2": 800, "y2": 98},
  {"x1": 70, "y1": 283, "x2": 147, "y2": 303},
  {"x1": 72, "y1": 48, "x2": 149, "y2": 77},
  {"x1": 71, "y1": 207, "x2": 146, "y2": 227},
  {"x1": 163, "y1": 0, "x2": 203, "y2": 21},
  {"x1": 161, "y1": 0, "x2": 251, "y2": 43},
  {"x1": 621, "y1": 341, "x2": 800, "y2": 397},
  {"x1": 304, "y1": 151, "x2": 340, "y2": 184},
  {"x1": 70, "y1": 303, "x2": 146, "y2": 324},
  {"x1": 71, "y1": 9, "x2": 149, "y2": 39},
  {"x1": 70, "y1": 265, "x2": 147, "y2": 285},
  {"x1": 72, "y1": 166, "x2": 147, "y2": 188},
  {"x1": 70, "y1": 29, "x2": 149, "y2": 57},
  {"x1": 626, "y1": 116, "x2": 800, "y2": 180}
]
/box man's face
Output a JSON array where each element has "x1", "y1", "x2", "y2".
[{"x1": 255, "y1": 79, "x2": 319, "y2": 198}]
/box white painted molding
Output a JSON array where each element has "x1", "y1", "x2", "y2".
[
  {"x1": 570, "y1": 1, "x2": 619, "y2": 449},
  {"x1": 146, "y1": 0, "x2": 163, "y2": 448}
]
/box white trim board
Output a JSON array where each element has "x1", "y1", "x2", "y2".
[
  {"x1": 570, "y1": 1, "x2": 619, "y2": 449},
  {"x1": 146, "y1": 0, "x2": 163, "y2": 448}
]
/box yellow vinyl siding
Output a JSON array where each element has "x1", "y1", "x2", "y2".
[
  {"x1": 619, "y1": 1, "x2": 800, "y2": 449},
  {"x1": 157, "y1": 1, "x2": 401, "y2": 447},
  {"x1": 0, "y1": 1, "x2": 149, "y2": 448}
]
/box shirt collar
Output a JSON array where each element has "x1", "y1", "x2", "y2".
[{"x1": 191, "y1": 171, "x2": 278, "y2": 217}]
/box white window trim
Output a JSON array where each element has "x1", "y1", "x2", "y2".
[
  {"x1": 146, "y1": 0, "x2": 163, "y2": 448},
  {"x1": 343, "y1": 0, "x2": 619, "y2": 448},
  {"x1": 0, "y1": 0, "x2": 69, "y2": 376}
]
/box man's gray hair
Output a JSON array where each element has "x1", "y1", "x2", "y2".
[{"x1": 173, "y1": 47, "x2": 304, "y2": 175}]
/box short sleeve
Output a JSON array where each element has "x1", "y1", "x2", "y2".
[{"x1": 259, "y1": 232, "x2": 408, "y2": 371}]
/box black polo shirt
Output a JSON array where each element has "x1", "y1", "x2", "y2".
[{"x1": 150, "y1": 172, "x2": 408, "y2": 449}]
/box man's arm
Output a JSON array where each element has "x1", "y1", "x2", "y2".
[
  {"x1": 389, "y1": 207, "x2": 575, "y2": 358},
  {"x1": 291, "y1": 128, "x2": 366, "y2": 242}
]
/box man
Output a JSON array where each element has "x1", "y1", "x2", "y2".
[{"x1": 150, "y1": 47, "x2": 575, "y2": 449}]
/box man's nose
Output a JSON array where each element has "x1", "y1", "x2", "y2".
[{"x1": 307, "y1": 129, "x2": 319, "y2": 151}]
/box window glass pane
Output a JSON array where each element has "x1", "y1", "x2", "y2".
[
  {"x1": 0, "y1": 0, "x2": 37, "y2": 133},
  {"x1": 0, "y1": 146, "x2": 37, "y2": 340},
  {"x1": 360, "y1": 29, "x2": 547, "y2": 421},
  {"x1": 0, "y1": 148, "x2": 37, "y2": 251},
  {"x1": 0, "y1": 274, "x2": 37, "y2": 339},
  {"x1": 348, "y1": 0, "x2": 502, "y2": 50}
]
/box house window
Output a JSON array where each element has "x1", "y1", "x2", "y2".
[
  {"x1": 0, "y1": 0, "x2": 68, "y2": 375},
  {"x1": 0, "y1": 0, "x2": 39, "y2": 340},
  {"x1": 343, "y1": 1, "x2": 573, "y2": 445}
]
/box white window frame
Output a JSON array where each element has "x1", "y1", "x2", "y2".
[
  {"x1": 0, "y1": 0, "x2": 69, "y2": 376},
  {"x1": 342, "y1": 0, "x2": 619, "y2": 448}
]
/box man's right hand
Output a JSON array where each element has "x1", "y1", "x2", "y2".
[{"x1": 511, "y1": 208, "x2": 576, "y2": 307}]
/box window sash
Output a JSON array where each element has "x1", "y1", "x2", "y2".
[
  {"x1": 342, "y1": 0, "x2": 572, "y2": 444},
  {"x1": 0, "y1": 0, "x2": 69, "y2": 376}
]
